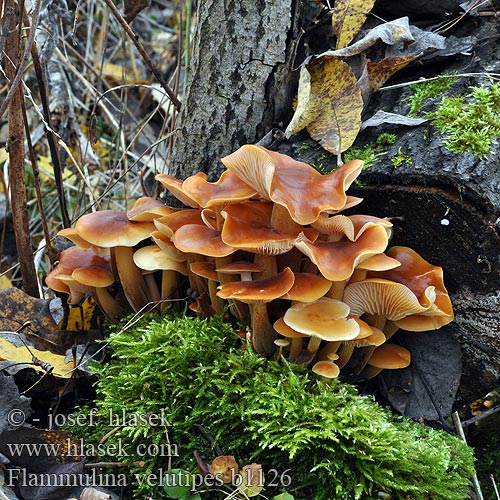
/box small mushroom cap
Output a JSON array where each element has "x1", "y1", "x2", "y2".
[
  {"x1": 343, "y1": 278, "x2": 431, "y2": 321},
  {"x1": 190, "y1": 261, "x2": 218, "y2": 281},
  {"x1": 294, "y1": 224, "x2": 389, "y2": 281},
  {"x1": 174, "y1": 224, "x2": 236, "y2": 257},
  {"x1": 153, "y1": 209, "x2": 204, "y2": 238},
  {"x1": 127, "y1": 197, "x2": 175, "y2": 221},
  {"x1": 311, "y1": 214, "x2": 392, "y2": 241},
  {"x1": 182, "y1": 169, "x2": 258, "y2": 208},
  {"x1": 354, "y1": 253, "x2": 401, "y2": 272},
  {"x1": 283, "y1": 297, "x2": 360, "y2": 341},
  {"x1": 75, "y1": 210, "x2": 155, "y2": 248},
  {"x1": 133, "y1": 245, "x2": 188, "y2": 274},
  {"x1": 273, "y1": 317, "x2": 308, "y2": 338},
  {"x1": 221, "y1": 202, "x2": 317, "y2": 255},
  {"x1": 46, "y1": 246, "x2": 110, "y2": 294},
  {"x1": 72, "y1": 266, "x2": 115, "y2": 288},
  {"x1": 279, "y1": 272, "x2": 332, "y2": 302},
  {"x1": 367, "y1": 344, "x2": 411, "y2": 369},
  {"x1": 58, "y1": 228, "x2": 95, "y2": 250},
  {"x1": 217, "y1": 267, "x2": 295, "y2": 303},
  {"x1": 155, "y1": 173, "x2": 202, "y2": 208},
  {"x1": 312, "y1": 360, "x2": 340, "y2": 379},
  {"x1": 346, "y1": 325, "x2": 386, "y2": 347},
  {"x1": 274, "y1": 338, "x2": 290, "y2": 348},
  {"x1": 150, "y1": 231, "x2": 187, "y2": 262},
  {"x1": 369, "y1": 246, "x2": 454, "y2": 330},
  {"x1": 215, "y1": 261, "x2": 262, "y2": 274}
]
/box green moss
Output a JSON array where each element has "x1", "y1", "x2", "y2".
[
  {"x1": 404, "y1": 76, "x2": 457, "y2": 116},
  {"x1": 391, "y1": 147, "x2": 412, "y2": 167},
  {"x1": 428, "y1": 83, "x2": 500, "y2": 159},
  {"x1": 68, "y1": 314, "x2": 475, "y2": 500}
]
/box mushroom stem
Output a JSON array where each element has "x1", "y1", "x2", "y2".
[
  {"x1": 144, "y1": 273, "x2": 161, "y2": 303},
  {"x1": 161, "y1": 270, "x2": 179, "y2": 309},
  {"x1": 384, "y1": 320, "x2": 400, "y2": 340},
  {"x1": 288, "y1": 338, "x2": 303, "y2": 361},
  {"x1": 306, "y1": 336, "x2": 323, "y2": 355},
  {"x1": 95, "y1": 287, "x2": 122, "y2": 323},
  {"x1": 216, "y1": 256, "x2": 248, "y2": 320},
  {"x1": 360, "y1": 365, "x2": 384, "y2": 379},
  {"x1": 251, "y1": 302, "x2": 278, "y2": 354},
  {"x1": 271, "y1": 205, "x2": 302, "y2": 273},
  {"x1": 314, "y1": 341, "x2": 341, "y2": 363},
  {"x1": 336, "y1": 342, "x2": 355, "y2": 369},
  {"x1": 326, "y1": 280, "x2": 346, "y2": 300},
  {"x1": 363, "y1": 313, "x2": 387, "y2": 331},
  {"x1": 114, "y1": 246, "x2": 151, "y2": 311},
  {"x1": 349, "y1": 268, "x2": 367, "y2": 283}
]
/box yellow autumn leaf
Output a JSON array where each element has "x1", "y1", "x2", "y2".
[
  {"x1": 0, "y1": 338, "x2": 76, "y2": 378},
  {"x1": 0, "y1": 274, "x2": 13, "y2": 289},
  {"x1": 0, "y1": 147, "x2": 8, "y2": 165},
  {"x1": 58, "y1": 297, "x2": 96, "y2": 331},
  {"x1": 332, "y1": 0, "x2": 377, "y2": 49},
  {"x1": 101, "y1": 63, "x2": 147, "y2": 84},
  {"x1": 37, "y1": 155, "x2": 76, "y2": 185},
  {"x1": 285, "y1": 56, "x2": 363, "y2": 155}
]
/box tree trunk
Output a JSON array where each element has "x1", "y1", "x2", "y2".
[{"x1": 171, "y1": 0, "x2": 323, "y2": 180}]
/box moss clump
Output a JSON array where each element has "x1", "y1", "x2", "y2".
[
  {"x1": 405, "y1": 76, "x2": 457, "y2": 116},
  {"x1": 344, "y1": 133, "x2": 396, "y2": 171},
  {"x1": 428, "y1": 83, "x2": 500, "y2": 159},
  {"x1": 391, "y1": 147, "x2": 412, "y2": 167},
  {"x1": 70, "y1": 314, "x2": 475, "y2": 500}
]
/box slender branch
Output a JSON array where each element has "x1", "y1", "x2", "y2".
[
  {"x1": 0, "y1": 0, "x2": 42, "y2": 119},
  {"x1": 101, "y1": 0, "x2": 182, "y2": 110},
  {"x1": 30, "y1": 41, "x2": 71, "y2": 228},
  {"x1": 4, "y1": 0, "x2": 39, "y2": 297}
]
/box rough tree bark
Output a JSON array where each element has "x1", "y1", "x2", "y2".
[
  {"x1": 171, "y1": 1, "x2": 500, "y2": 401},
  {"x1": 171, "y1": 0, "x2": 323, "y2": 179}
]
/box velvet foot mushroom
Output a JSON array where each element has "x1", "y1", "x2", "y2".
[
  {"x1": 74, "y1": 210, "x2": 155, "y2": 312},
  {"x1": 217, "y1": 268, "x2": 295, "y2": 354}
]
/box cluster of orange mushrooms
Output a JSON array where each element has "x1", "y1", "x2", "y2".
[{"x1": 46, "y1": 145, "x2": 454, "y2": 380}]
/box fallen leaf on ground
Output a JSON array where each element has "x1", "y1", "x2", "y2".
[
  {"x1": 332, "y1": 0, "x2": 377, "y2": 49},
  {"x1": 286, "y1": 56, "x2": 363, "y2": 154}
]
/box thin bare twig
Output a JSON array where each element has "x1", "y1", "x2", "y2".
[
  {"x1": 452, "y1": 412, "x2": 484, "y2": 500},
  {"x1": 101, "y1": 0, "x2": 182, "y2": 110},
  {"x1": 4, "y1": 1, "x2": 39, "y2": 297},
  {"x1": 0, "y1": 0, "x2": 42, "y2": 119}
]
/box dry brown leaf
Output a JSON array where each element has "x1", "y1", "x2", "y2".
[
  {"x1": 321, "y1": 17, "x2": 414, "y2": 59},
  {"x1": 237, "y1": 463, "x2": 264, "y2": 497},
  {"x1": 332, "y1": 0, "x2": 377, "y2": 49},
  {"x1": 366, "y1": 56, "x2": 417, "y2": 93},
  {"x1": 285, "y1": 56, "x2": 363, "y2": 154}
]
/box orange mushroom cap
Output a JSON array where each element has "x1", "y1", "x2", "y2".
[
  {"x1": 153, "y1": 209, "x2": 204, "y2": 238},
  {"x1": 368, "y1": 246, "x2": 454, "y2": 330},
  {"x1": 279, "y1": 272, "x2": 332, "y2": 302},
  {"x1": 181, "y1": 170, "x2": 258, "y2": 208},
  {"x1": 221, "y1": 145, "x2": 363, "y2": 225},
  {"x1": 343, "y1": 278, "x2": 432, "y2": 321},
  {"x1": 312, "y1": 360, "x2": 340, "y2": 379},
  {"x1": 155, "y1": 173, "x2": 202, "y2": 208},
  {"x1": 221, "y1": 202, "x2": 318, "y2": 255},
  {"x1": 127, "y1": 197, "x2": 175, "y2": 221},
  {"x1": 283, "y1": 297, "x2": 360, "y2": 341},
  {"x1": 367, "y1": 343, "x2": 411, "y2": 369},
  {"x1": 294, "y1": 224, "x2": 389, "y2": 281},
  {"x1": 75, "y1": 210, "x2": 155, "y2": 248},
  {"x1": 173, "y1": 224, "x2": 236, "y2": 258},
  {"x1": 216, "y1": 267, "x2": 295, "y2": 303}
]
